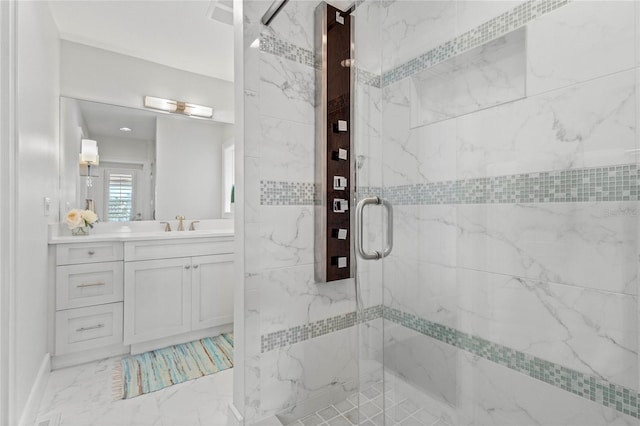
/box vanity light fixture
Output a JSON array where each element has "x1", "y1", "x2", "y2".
[
  {"x1": 79, "y1": 139, "x2": 100, "y2": 187},
  {"x1": 143, "y1": 96, "x2": 214, "y2": 119},
  {"x1": 119, "y1": 127, "x2": 132, "y2": 132}
]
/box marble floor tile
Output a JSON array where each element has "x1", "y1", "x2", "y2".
[{"x1": 36, "y1": 357, "x2": 235, "y2": 426}]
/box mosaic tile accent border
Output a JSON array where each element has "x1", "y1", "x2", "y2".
[
  {"x1": 384, "y1": 306, "x2": 640, "y2": 419},
  {"x1": 258, "y1": 0, "x2": 571, "y2": 86},
  {"x1": 260, "y1": 302, "x2": 640, "y2": 417},
  {"x1": 265, "y1": 164, "x2": 639, "y2": 206},
  {"x1": 261, "y1": 305, "x2": 383, "y2": 353},
  {"x1": 259, "y1": 33, "x2": 381, "y2": 89},
  {"x1": 356, "y1": 68, "x2": 381, "y2": 89},
  {"x1": 379, "y1": 164, "x2": 640, "y2": 206},
  {"x1": 261, "y1": 180, "x2": 318, "y2": 205},
  {"x1": 260, "y1": 33, "x2": 315, "y2": 68},
  {"x1": 382, "y1": 0, "x2": 571, "y2": 86}
]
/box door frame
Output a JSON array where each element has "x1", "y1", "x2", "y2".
[{"x1": 0, "y1": 0, "x2": 17, "y2": 424}]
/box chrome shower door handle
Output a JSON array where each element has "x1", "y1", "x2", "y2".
[
  {"x1": 380, "y1": 198, "x2": 393, "y2": 258},
  {"x1": 356, "y1": 197, "x2": 381, "y2": 260},
  {"x1": 356, "y1": 196, "x2": 394, "y2": 260}
]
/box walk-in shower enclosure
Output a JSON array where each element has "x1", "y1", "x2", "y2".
[{"x1": 238, "y1": 0, "x2": 640, "y2": 424}]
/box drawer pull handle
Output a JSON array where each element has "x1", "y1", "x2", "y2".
[
  {"x1": 88, "y1": 250, "x2": 96, "y2": 255},
  {"x1": 193, "y1": 265, "x2": 199, "y2": 269},
  {"x1": 185, "y1": 265, "x2": 191, "y2": 270},
  {"x1": 77, "y1": 282, "x2": 105, "y2": 288},
  {"x1": 76, "y1": 324, "x2": 104, "y2": 332}
]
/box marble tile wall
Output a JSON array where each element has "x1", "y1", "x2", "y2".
[
  {"x1": 243, "y1": 0, "x2": 640, "y2": 424},
  {"x1": 243, "y1": 1, "x2": 365, "y2": 422}
]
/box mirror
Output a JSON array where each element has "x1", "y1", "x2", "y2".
[{"x1": 60, "y1": 97, "x2": 234, "y2": 222}]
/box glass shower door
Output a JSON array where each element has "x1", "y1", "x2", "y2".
[{"x1": 353, "y1": 0, "x2": 640, "y2": 425}]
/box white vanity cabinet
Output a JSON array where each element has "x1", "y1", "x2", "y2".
[
  {"x1": 123, "y1": 237, "x2": 234, "y2": 350},
  {"x1": 50, "y1": 231, "x2": 234, "y2": 367},
  {"x1": 123, "y1": 257, "x2": 192, "y2": 344},
  {"x1": 52, "y1": 241, "x2": 125, "y2": 364}
]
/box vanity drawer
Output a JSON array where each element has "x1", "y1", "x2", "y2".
[
  {"x1": 55, "y1": 302, "x2": 123, "y2": 356},
  {"x1": 56, "y1": 262, "x2": 124, "y2": 310},
  {"x1": 56, "y1": 242, "x2": 123, "y2": 265},
  {"x1": 124, "y1": 237, "x2": 234, "y2": 261}
]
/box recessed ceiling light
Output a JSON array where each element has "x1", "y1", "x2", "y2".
[{"x1": 120, "y1": 127, "x2": 132, "y2": 132}]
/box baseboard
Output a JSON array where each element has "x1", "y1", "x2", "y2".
[
  {"x1": 51, "y1": 343, "x2": 130, "y2": 370},
  {"x1": 130, "y1": 323, "x2": 233, "y2": 355},
  {"x1": 18, "y1": 353, "x2": 50, "y2": 426},
  {"x1": 227, "y1": 402, "x2": 244, "y2": 426}
]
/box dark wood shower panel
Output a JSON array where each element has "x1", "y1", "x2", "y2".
[{"x1": 324, "y1": 4, "x2": 351, "y2": 282}]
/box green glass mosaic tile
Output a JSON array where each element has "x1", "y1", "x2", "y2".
[
  {"x1": 382, "y1": 0, "x2": 571, "y2": 86},
  {"x1": 260, "y1": 34, "x2": 315, "y2": 68},
  {"x1": 260, "y1": 304, "x2": 640, "y2": 419},
  {"x1": 262, "y1": 165, "x2": 639, "y2": 206},
  {"x1": 382, "y1": 306, "x2": 640, "y2": 420},
  {"x1": 258, "y1": 0, "x2": 571, "y2": 88},
  {"x1": 260, "y1": 180, "x2": 318, "y2": 205},
  {"x1": 260, "y1": 305, "x2": 382, "y2": 352}
]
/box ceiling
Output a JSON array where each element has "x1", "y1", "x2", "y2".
[
  {"x1": 78, "y1": 100, "x2": 226, "y2": 143},
  {"x1": 79, "y1": 100, "x2": 158, "y2": 142},
  {"x1": 78, "y1": 99, "x2": 227, "y2": 143},
  {"x1": 48, "y1": 0, "x2": 235, "y2": 82}
]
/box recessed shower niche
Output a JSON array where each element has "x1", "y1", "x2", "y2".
[{"x1": 410, "y1": 27, "x2": 526, "y2": 128}]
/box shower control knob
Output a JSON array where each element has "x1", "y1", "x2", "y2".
[
  {"x1": 333, "y1": 199, "x2": 349, "y2": 213},
  {"x1": 333, "y1": 176, "x2": 347, "y2": 190},
  {"x1": 331, "y1": 228, "x2": 348, "y2": 240},
  {"x1": 331, "y1": 256, "x2": 348, "y2": 268},
  {"x1": 333, "y1": 120, "x2": 348, "y2": 133},
  {"x1": 332, "y1": 148, "x2": 348, "y2": 161}
]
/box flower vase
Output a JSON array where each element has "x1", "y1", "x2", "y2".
[{"x1": 71, "y1": 226, "x2": 90, "y2": 236}]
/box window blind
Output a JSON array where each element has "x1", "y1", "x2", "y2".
[{"x1": 107, "y1": 172, "x2": 134, "y2": 221}]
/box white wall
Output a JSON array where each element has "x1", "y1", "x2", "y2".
[
  {"x1": 96, "y1": 135, "x2": 153, "y2": 164},
  {"x1": 60, "y1": 40, "x2": 234, "y2": 123},
  {"x1": 59, "y1": 97, "x2": 86, "y2": 213},
  {"x1": 155, "y1": 115, "x2": 224, "y2": 221},
  {"x1": 14, "y1": 1, "x2": 60, "y2": 424}
]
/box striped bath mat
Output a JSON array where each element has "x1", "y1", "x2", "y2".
[{"x1": 114, "y1": 333, "x2": 233, "y2": 399}]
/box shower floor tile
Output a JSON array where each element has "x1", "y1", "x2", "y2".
[{"x1": 284, "y1": 382, "x2": 451, "y2": 426}]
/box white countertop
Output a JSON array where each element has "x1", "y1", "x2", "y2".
[{"x1": 49, "y1": 219, "x2": 234, "y2": 244}]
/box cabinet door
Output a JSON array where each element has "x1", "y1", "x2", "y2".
[
  {"x1": 191, "y1": 254, "x2": 234, "y2": 331},
  {"x1": 124, "y1": 258, "x2": 191, "y2": 345}
]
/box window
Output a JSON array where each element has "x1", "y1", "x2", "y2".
[
  {"x1": 223, "y1": 145, "x2": 235, "y2": 215},
  {"x1": 104, "y1": 167, "x2": 139, "y2": 221}
]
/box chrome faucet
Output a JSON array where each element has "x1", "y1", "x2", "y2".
[
  {"x1": 189, "y1": 221, "x2": 200, "y2": 231},
  {"x1": 160, "y1": 222, "x2": 172, "y2": 232},
  {"x1": 176, "y1": 215, "x2": 185, "y2": 231}
]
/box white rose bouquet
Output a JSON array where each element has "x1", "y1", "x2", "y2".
[{"x1": 65, "y1": 209, "x2": 99, "y2": 230}]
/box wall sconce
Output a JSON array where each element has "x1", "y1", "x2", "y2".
[
  {"x1": 143, "y1": 96, "x2": 213, "y2": 119},
  {"x1": 79, "y1": 139, "x2": 99, "y2": 187}
]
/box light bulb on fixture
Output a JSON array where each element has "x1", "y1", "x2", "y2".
[{"x1": 143, "y1": 96, "x2": 213, "y2": 119}]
